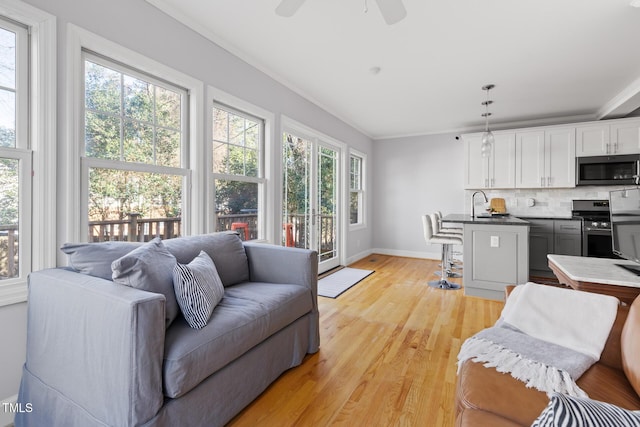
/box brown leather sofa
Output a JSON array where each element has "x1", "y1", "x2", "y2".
[{"x1": 455, "y1": 291, "x2": 640, "y2": 426}]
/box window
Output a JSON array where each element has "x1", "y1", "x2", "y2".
[
  {"x1": 0, "y1": 4, "x2": 55, "y2": 306},
  {"x1": 82, "y1": 53, "x2": 189, "y2": 242},
  {"x1": 0, "y1": 17, "x2": 30, "y2": 283},
  {"x1": 212, "y1": 104, "x2": 265, "y2": 240},
  {"x1": 350, "y1": 153, "x2": 365, "y2": 226}
]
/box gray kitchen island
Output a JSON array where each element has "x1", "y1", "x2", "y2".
[{"x1": 442, "y1": 214, "x2": 530, "y2": 301}]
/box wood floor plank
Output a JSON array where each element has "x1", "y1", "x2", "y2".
[{"x1": 228, "y1": 254, "x2": 504, "y2": 427}]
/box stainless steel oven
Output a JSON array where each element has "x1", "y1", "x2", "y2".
[{"x1": 571, "y1": 199, "x2": 617, "y2": 258}]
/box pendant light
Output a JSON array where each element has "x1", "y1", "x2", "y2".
[{"x1": 481, "y1": 84, "x2": 495, "y2": 158}]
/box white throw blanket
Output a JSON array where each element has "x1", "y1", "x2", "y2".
[
  {"x1": 458, "y1": 283, "x2": 620, "y2": 397},
  {"x1": 502, "y1": 283, "x2": 619, "y2": 360}
]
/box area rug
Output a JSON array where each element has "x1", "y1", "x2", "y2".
[{"x1": 318, "y1": 267, "x2": 374, "y2": 298}]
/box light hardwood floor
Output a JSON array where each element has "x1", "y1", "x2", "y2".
[{"x1": 228, "y1": 255, "x2": 504, "y2": 426}]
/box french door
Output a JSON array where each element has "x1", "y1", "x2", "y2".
[{"x1": 282, "y1": 132, "x2": 340, "y2": 273}]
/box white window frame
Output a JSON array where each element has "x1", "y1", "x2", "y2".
[
  {"x1": 208, "y1": 86, "x2": 273, "y2": 243},
  {"x1": 65, "y1": 24, "x2": 203, "y2": 256},
  {"x1": 349, "y1": 149, "x2": 366, "y2": 230},
  {"x1": 280, "y1": 116, "x2": 347, "y2": 269},
  {"x1": 80, "y1": 52, "x2": 191, "y2": 241},
  {"x1": 0, "y1": 1, "x2": 56, "y2": 307}
]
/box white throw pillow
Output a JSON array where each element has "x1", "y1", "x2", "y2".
[{"x1": 172, "y1": 251, "x2": 225, "y2": 329}]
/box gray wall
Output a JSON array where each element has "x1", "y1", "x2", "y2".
[
  {"x1": 0, "y1": 302, "x2": 26, "y2": 400},
  {"x1": 0, "y1": 0, "x2": 373, "y2": 406},
  {"x1": 372, "y1": 133, "x2": 465, "y2": 258}
]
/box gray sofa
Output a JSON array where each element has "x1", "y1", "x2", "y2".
[{"x1": 15, "y1": 232, "x2": 319, "y2": 427}]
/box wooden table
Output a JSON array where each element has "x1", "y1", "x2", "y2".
[{"x1": 547, "y1": 254, "x2": 640, "y2": 305}]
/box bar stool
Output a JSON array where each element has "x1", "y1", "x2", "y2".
[
  {"x1": 433, "y1": 211, "x2": 464, "y2": 271},
  {"x1": 231, "y1": 222, "x2": 249, "y2": 240},
  {"x1": 422, "y1": 214, "x2": 462, "y2": 290},
  {"x1": 429, "y1": 213, "x2": 462, "y2": 278},
  {"x1": 435, "y1": 211, "x2": 463, "y2": 234}
]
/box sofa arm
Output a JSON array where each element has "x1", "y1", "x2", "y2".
[
  {"x1": 243, "y1": 243, "x2": 319, "y2": 353},
  {"x1": 23, "y1": 268, "x2": 165, "y2": 426},
  {"x1": 599, "y1": 304, "x2": 629, "y2": 370}
]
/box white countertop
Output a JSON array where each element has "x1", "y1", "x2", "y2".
[{"x1": 547, "y1": 254, "x2": 640, "y2": 288}]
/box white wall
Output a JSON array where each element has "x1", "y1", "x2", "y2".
[
  {"x1": 372, "y1": 132, "x2": 465, "y2": 258},
  {"x1": 0, "y1": 0, "x2": 374, "y2": 409}
]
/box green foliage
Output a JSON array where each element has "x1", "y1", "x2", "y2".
[
  {"x1": 282, "y1": 135, "x2": 310, "y2": 217},
  {"x1": 282, "y1": 135, "x2": 336, "y2": 217},
  {"x1": 213, "y1": 108, "x2": 260, "y2": 214},
  {"x1": 0, "y1": 155, "x2": 18, "y2": 225},
  {"x1": 85, "y1": 60, "x2": 183, "y2": 221}
]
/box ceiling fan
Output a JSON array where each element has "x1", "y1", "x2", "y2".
[{"x1": 275, "y1": 0, "x2": 407, "y2": 25}]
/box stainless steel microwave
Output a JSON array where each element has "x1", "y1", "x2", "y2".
[{"x1": 576, "y1": 154, "x2": 640, "y2": 186}]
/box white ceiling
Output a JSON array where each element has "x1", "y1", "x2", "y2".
[{"x1": 147, "y1": 0, "x2": 640, "y2": 139}]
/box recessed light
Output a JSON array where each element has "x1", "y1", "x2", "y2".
[{"x1": 631, "y1": 0, "x2": 640, "y2": 7}]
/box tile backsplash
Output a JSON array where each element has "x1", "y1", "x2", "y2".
[{"x1": 465, "y1": 186, "x2": 635, "y2": 218}]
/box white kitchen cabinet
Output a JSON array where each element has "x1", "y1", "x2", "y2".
[
  {"x1": 611, "y1": 119, "x2": 640, "y2": 154},
  {"x1": 464, "y1": 133, "x2": 515, "y2": 189},
  {"x1": 545, "y1": 127, "x2": 576, "y2": 187},
  {"x1": 576, "y1": 118, "x2": 640, "y2": 156},
  {"x1": 515, "y1": 131, "x2": 545, "y2": 188},
  {"x1": 515, "y1": 127, "x2": 575, "y2": 188},
  {"x1": 575, "y1": 124, "x2": 609, "y2": 157}
]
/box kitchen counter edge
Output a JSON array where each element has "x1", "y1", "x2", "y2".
[{"x1": 441, "y1": 214, "x2": 530, "y2": 226}]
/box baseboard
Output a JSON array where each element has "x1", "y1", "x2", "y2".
[
  {"x1": 0, "y1": 394, "x2": 17, "y2": 427},
  {"x1": 346, "y1": 249, "x2": 373, "y2": 265},
  {"x1": 372, "y1": 248, "x2": 441, "y2": 260}
]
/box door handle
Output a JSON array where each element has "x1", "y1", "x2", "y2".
[{"x1": 547, "y1": 176, "x2": 551, "y2": 187}]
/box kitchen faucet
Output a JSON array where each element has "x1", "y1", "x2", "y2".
[{"x1": 471, "y1": 190, "x2": 488, "y2": 218}]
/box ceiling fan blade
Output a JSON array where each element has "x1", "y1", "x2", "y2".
[
  {"x1": 275, "y1": 0, "x2": 307, "y2": 17},
  {"x1": 374, "y1": 0, "x2": 407, "y2": 25}
]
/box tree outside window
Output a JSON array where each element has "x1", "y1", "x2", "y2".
[
  {"x1": 84, "y1": 55, "x2": 186, "y2": 242},
  {"x1": 0, "y1": 21, "x2": 27, "y2": 280},
  {"x1": 350, "y1": 154, "x2": 364, "y2": 226},
  {"x1": 212, "y1": 105, "x2": 264, "y2": 240}
]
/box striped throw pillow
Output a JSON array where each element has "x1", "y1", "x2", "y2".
[
  {"x1": 173, "y1": 251, "x2": 225, "y2": 329},
  {"x1": 532, "y1": 393, "x2": 640, "y2": 427}
]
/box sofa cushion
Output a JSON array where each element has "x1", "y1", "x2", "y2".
[
  {"x1": 111, "y1": 237, "x2": 179, "y2": 327},
  {"x1": 532, "y1": 393, "x2": 640, "y2": 427},
  {"x1": 162, "y1": 281, "x2": 313, "y2": 398},
  {"x1": 60, "y1": 241, "x2": 142, "y2": 280},
  {"x1": 173, "y1": 251, "x2": 225, "y2": 329},
  {"x1": 164, "y1": 232, "x2": 249, "y2": 287},
  {"x1": 576, "y1": 358, "x2": 640, "y2": 410},
  {"x1": 456, "y1": 359, "x2": 550, "y2": 426},
  {"x1": 456, "y1": 408, "x2": 523, "y2": 427},
  {"x1": 457, "y1": 358, "x2": 640, "y2": 426}
]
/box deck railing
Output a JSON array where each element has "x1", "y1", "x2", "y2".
[
  {"x1": 0, "y1": 225, "x2": 18, "y2": 279},
  {"x1": 0, "y1": 213, "x2": 336, "y2": 278},
  {"x1": 88, "y1": 213, "x2": 335, "y2": 249},
  {"x1": 89, "y1": 214, "x2": 182, "y2": 242},
  {"x1": 283, "y1": 213, "x2": 335, "y2": 255}
]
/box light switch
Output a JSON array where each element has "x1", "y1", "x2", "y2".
[{"x1": 490, "y1": 236, "x2": 500, "y2": 247}]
